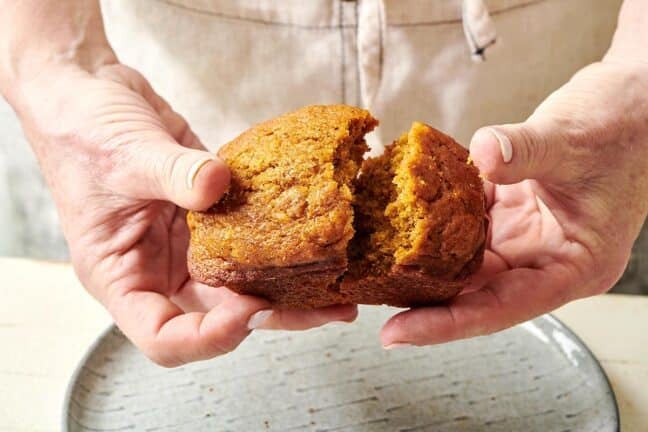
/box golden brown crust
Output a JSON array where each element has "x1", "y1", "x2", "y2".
[
  {"x1": 187, "y1": 104, "x2": 377, "y2": 269},
  {"x1": 397, "y1": 122, "x2": 486, "y2": 276},
  {"x1": 187, "y1": 106, "x2": 486, "y2": 309},
  {"x1": 187, "y1": 105, "x2": 378, "y2": 302}
]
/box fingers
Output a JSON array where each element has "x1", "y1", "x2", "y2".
[
  {"x1": 143, "y1": 84, "x2": 206, "y2": 151},
  {"x1": 110, "y1": 289, "x2": 271, "y2": 367},
  {"x1": 96, "y1": 64, "x2": 230, "y2": 210},
  {"x1": 110, "y1": 136, "x2": 230, "y2": 211},
  {"x1": 380, "y1": 265, "x2": 575, "y2": 348},
  {"x1": 171, "y1": 281, "x2": 359, "y2": 331},
  {"x1": 259, "y1": 304, "x2": 359, "y2": 330},
  {"x1": 469, "y1": 121, "x2": 561, "y2": 185},
  {"x1": 170, "y1": 281, "x2": 241, "y2": 313},
  {"x1": 483, "y1": 179, "x2": 496, "y2": 209},
  {"x1": 130, "y1": 96, "x2": 231, "y2": 210},
  {"x1": 458, "y1": 250, "x2": 509, "y2": 295}
]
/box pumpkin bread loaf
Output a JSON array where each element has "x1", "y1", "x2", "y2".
[{"x1": 187, "y1": 105, "x2": 486, "y2": 308}]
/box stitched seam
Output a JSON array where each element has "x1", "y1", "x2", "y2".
[
  {"x1": 388, "y1": 0, "x2": 547, "y2": 27},
  {"x1": 354, "y1": 1, "x2": 361, "y2": 107},
  {"x1": 158, "y1": 0, "x2": 352, "y2": 29},
  {"x1": 339, "y1": 1, "x2": 346, "y2": 103},
  {"x1": 377, "y1": 0, "x2": 384, "y2": 89}
]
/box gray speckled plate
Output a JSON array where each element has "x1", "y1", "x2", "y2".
[{"x1": 63, "y1": 307, "x2": 618, "y2": 432}]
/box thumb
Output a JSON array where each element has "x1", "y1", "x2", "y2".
[
  {"x1": 469, "y1": 121, "x2": 561, "y2": 185},
  {"x1": 112, "y1": 134, "x2": 231, "y2": 211}
]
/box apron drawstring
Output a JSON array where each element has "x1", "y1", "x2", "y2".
[{"x1": 462, "y1": 0, "x2": 498, "y2": 62}]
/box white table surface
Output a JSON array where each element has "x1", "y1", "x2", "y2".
[{"x1": 0, "y1": 258, "x2": 646, "y2": 431}]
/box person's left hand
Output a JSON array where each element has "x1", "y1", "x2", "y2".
[
  {"x1": 381, "y1": 60, "x2": 648, "y2": 348},
  {"x1": 10, "y1": 61, "x2": 357, "y2": 367}
]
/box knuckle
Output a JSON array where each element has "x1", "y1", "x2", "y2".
[
  {"x1": 143, "y1": 344, "x2": 182, "y2": 368},
  {"x1": 215, "y1": 326, "x2": 247, "y2": 352},
  {"x1": 96, "y1": 63, "x2": 151, "y2": 95},
  {"x1": 522, "y1": 118, "x2": 587, "y2": 179},
  {"x1": 150, "y1": 356, "x2": 179, "y2": 368},
  {"x1": 179, "y1": 126, "x2": 200, "y2": 149},
  {"x1": 197, "y1": 315, "x2": 250, "y2": 358},
  {"x1": 205, "y1": 339, "x2": 236, "y2": 357},
  {"x1": 163, "y1": 150, "x2": 184, "y2": 186},
  {"x1": 595, "y1": 259, "x2": 629, "y2": 295},
  {"x1": 517, "y1": 125, "x2": 548, "y2": 168},
  {"x1": 199, "y1": 334, "x2": 240, "y2": 359}
]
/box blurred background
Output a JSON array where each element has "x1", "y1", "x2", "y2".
[{"x1": 0, "y1": 99, "x2": 68, "y2": 260}]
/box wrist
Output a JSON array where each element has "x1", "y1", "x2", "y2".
[
  {"x1": 603, "y1": 0, "x2": 648, "y2": 66},
  {"x1": 0, "y1": 0, "x2": 117, "y2": 104}
]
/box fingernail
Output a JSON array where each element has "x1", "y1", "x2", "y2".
[
  {"x1": 247, "y1": 310, "x2": 273, "y2": 330},
  {"x1": 383, "y1": 343, "x2": 413, "y2": 350},
  {"x1": 488, "y1": 128, "x2": 513, "y2": 163},
  {"x1": 186, "y1": 157, "x2": 215, "y2": 189}
]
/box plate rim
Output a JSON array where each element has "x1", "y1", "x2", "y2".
[
  {"x1": 61, "y1": 313, "x2": 620, "y2": 432},
  {"x1": 537, "y1": 314, "x2": 620, "y2": 431},
  {"x1": 62, "y1": 323, "x2": 116, "y2": 432}
]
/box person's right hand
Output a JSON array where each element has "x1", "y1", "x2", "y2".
[
  {"x1": 9, "y1": 61, "x2": 357, "y2": 366},
  {"x1": 380, "y1": 60, "x2": 648, "y2": 348}
]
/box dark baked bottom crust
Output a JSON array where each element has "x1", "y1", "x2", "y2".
[
  {"x1": 188, "y1": 255, "x2": 348, "y2": 308},
  {"x1": 192, "y1": 266, "x2": 466, "y2": 309},
  {"x1": 189, "y1": 235, "x2": 485, "y2": 309},
  {"x1": 338, "y1": 273, "x2": 463, "y2": 308}
]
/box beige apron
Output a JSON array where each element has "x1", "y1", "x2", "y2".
[
  {"x1": 101, "y1": 0, "x2": 623, "y2": 153},
  {"x1": 2, "y1": 0, "x2": 645, "y2": 293}
]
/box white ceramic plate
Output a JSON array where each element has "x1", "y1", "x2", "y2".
[{"x1": 63, "y1": 307, "x2": 618, "y2": 431}]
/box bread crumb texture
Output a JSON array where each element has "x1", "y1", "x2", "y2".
[{"x1": 350, "y1": 121, "x2": 486, "y2": 279}]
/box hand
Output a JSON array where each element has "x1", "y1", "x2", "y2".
[
  {"x1": 381, "y1": 60, "x2": 648, "y2": 348},
  {"x1": 14, "y1": 62, "x2": 357, "y2": 366}
]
